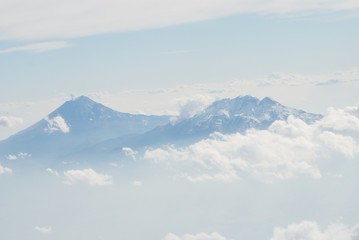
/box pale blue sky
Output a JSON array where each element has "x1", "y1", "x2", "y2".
[{"x1": 1, "y1": 10, "x2": 359, "y2": 102}]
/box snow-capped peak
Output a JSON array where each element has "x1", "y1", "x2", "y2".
[{"x1": 163, "y1": 95, "x2": 323, "y2": 137}]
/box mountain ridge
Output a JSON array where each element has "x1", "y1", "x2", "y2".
[
  {"x1": 0, "y1": 95, "x2": 323, "y2": 161},
  {"x1": 86, "y1": 95, "x2": 323, "y2": 157}
]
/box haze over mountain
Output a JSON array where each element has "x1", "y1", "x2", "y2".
[{"x1": 0, "y1": 95, "x2": 322, "y2": 161}]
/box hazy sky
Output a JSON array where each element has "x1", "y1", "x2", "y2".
[
  {"x1": 1, "y1": 2, "x2": 359, "y2": 240},
  {"x1": 1, "y1": 1, "x2": 359, "y2": 138}
]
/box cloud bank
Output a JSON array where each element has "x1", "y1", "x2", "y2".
[
  {"x1": 145, "y1": 104, "x2": 359, "y2": 182},
  {"x1": 271, "y1": 221, "x2": 359, "y2": 240},
  {"x1": 64, "y1": 168, "x2": 113, "y2": 186},
  {"x1": 1, "y1": 0, "x2": 359, "y2": 41}
]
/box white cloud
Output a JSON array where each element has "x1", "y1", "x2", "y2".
[
  {"x1": 44, "y1": 115, "x2": 70, "y2": 134},
  {"x1": 258, "y1": 68, "x2": 359, "y2": 87},
  {"x1": 6, "y1": 154, "x2": 17, "y2": 160},
  {"x1": 33, "y1": 226, "x2": 52, "y2": 234},
  {"x1": 0, "y1": 164, "x2": 12, "y2": 175},
  {"x1": 0, "y1": 116, "x2": 23, "y2": 127},
  {"x1": 163, "y1": 232, "x2": 227, "y2": 240},
  {"x1": 46, "y1": 168, "x2": 59, "y2": 177},
  {"x1": 0, "y1": 41, "x2": 70, "y2": 54},
  {"x1": 144, "y1": 104, "x2": 359, "y2": 182},
  {"x1": 0, "y1": 0, "x2": 359, "y2": 41},
  {"x1": 64, "y1": 168, "x2": 113, "y2": 186},
  {"x1": 270, "y1": 221, "x2": 359, "y2": 240}
]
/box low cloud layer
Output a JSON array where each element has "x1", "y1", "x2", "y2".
[
  {"x1": 271, "y1": 221, "x2": 359, "y2": 240},
  {"x1": 145, "y1": 104, "x2": 359, "y2": 182},
  {"x1": 64, "y1": 168, "x2": 113, "y2": 186},
  {"x1": 163, "y1": 232, "x2": 227, "y2": 240}
]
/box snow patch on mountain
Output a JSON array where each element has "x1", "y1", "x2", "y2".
[{"x1": 44, "y1": 115, "x2": 70, "y2": 133}]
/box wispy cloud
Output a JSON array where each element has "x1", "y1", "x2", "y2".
[
  {"x1": 257, "y1": 68, "x2": 359, "y2": 87},
  {"x1": 122, "y1": 147, "x2": 138, "y2": 160},
  {"x1": 0, "y1": 0, "x2": 358, "y2": 41},
  {"x1": 0, "y1": 41, "x2": 71, "y2": 54},
  {"x1": 46, "y1": 168, "x2": 59, "y2": 177},
  {"x1": 6, "y1": 152, "x2": 31, "y2": 160}
]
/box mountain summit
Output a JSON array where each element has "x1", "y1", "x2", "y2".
[
  {"x1": 176, "y1": 95, "x2": 321, "y2": 134},
  {"x1": 0, "y1": 96, "x2": 170, "y2": 159},
  {"x1": 46, "y1": 95, "x2": 167, "y2": 135},
  {"x1": 96, "y1": 95, "x2": 323, "y2": 150}
]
